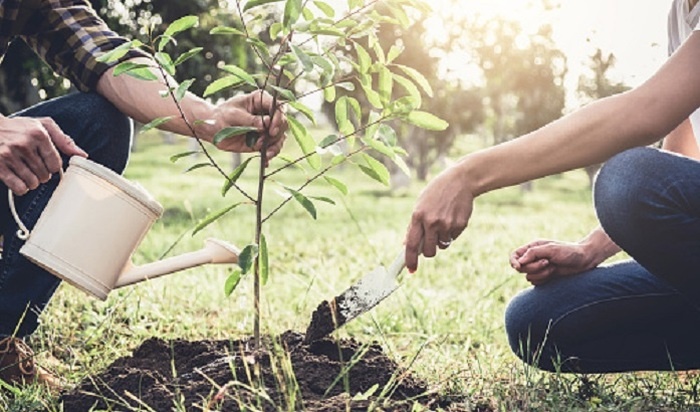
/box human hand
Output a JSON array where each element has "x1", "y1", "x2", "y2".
[
  {"x1": 510, "y1": 239, "x2": 595, "y2": 286},
  {"x1": 208, "y1": 90, "x2": 287, "y2": 163},
  {"x1": 404, "y1": 165, "x2": 475, "y2": 273},
  {"x1": 0, "y1": 116, "x2": 87, "y2": 194}
]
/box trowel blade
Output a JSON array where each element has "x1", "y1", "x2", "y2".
[{"x1": 304, "y1": 250, "x2": 405, "y2": 343}]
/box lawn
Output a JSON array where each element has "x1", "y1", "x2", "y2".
[{"x1": 4, "y1": 132, "x2": 700, "y2": 411}]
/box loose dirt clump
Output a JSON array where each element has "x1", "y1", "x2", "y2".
[{"x1": 60, "y1": 331, "x2": 461, "y2": 411}]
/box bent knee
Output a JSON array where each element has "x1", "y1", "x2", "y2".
[
  {"x1": 594, "y1": 147, "x2": 661, "y2": 242},
  {"x1": 504, "y1": 289, "x2": 554, "y2": 365}
]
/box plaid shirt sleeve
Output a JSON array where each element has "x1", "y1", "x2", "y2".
[{"x1": 20, "y1": 0, "x2": 149, "y2": 92}]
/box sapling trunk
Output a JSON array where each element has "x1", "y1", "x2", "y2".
[{"x1": 253, "y1": 108, "x2": 269, "y2": 351}]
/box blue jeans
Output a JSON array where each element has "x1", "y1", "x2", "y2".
[
  {"x1": 505, "y1": 147, "x2": 700, "y2": 373},
  {"x1": 0, "y1": 92, "x2": 132, "y2": 337}
]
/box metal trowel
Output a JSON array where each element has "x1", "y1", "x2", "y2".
[{"x1": 304, "y1": 249, "x2": 406, "y2": 343}]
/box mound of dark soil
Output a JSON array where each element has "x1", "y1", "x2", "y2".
[{"x1": 60, "y1": 331, "x2": 461, "y2": 411}]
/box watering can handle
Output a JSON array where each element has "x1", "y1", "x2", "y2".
[{"x1": 8, "y1": 168, "x2": 64, "y2": 240}]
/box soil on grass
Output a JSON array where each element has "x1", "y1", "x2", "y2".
[{"x1": 60, "y1": 331, "x2": 466, "y2": 411}]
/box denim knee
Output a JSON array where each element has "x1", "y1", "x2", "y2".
[
  {"x1": 504, "y1": 289, "x2": 554, "y2": 369},
  {"x1": 67, "y1": 93, "x2": 132, "y2": 174},
  {"x1": 593, "y1": 147, "x2": 658, "y2": 247}
]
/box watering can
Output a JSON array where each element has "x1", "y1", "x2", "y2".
[{"x1": 8, "y1": 156, "x2": 240, "y2": 301}]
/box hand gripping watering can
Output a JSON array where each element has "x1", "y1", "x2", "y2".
[{"x1": 8, "y1": 156, "x2": 240, "y2": 301}]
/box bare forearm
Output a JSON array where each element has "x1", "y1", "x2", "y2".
[
  {"x1": 462, "y1": 92, "x2": 670, "y2": 196},
  {"x1": 580, "y1": 227, "x2": 621, "y2": 266},
  {"x1": 96, "y1": 57, "x2": 219, "y2": 142}
]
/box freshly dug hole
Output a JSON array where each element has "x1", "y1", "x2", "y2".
[{"x1": 60, "y1": 331, "x2": 457, "y2": 411}]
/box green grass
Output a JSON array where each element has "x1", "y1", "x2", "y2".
[{"x1": 4, "y1": 132, "x2": 700, "y2": 411}]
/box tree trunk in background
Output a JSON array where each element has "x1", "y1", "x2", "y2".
[{"x1": 231, "y1": 152, "x2": 242, "y2": 170}]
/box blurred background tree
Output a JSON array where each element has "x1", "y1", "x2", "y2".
[{"x1": 577, "y1": 48, "x2": 631, "y2": 185}]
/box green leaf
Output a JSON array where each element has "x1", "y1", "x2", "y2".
[
  {"x1": 302, "y1": 7, "x2": 314, "y2": 21},
  {"x1": 324, "y1": 176, "x2": 348, "y2": 195},
  {"x1": 170, "y1": 150, "x2": 200, "y2": 163},
  {"x1": 393, "y1": 73, "x2": 422, "y2": 107},
  {"x1": 243, "y1": 0, "x2": 284, "y2": 12},
  {"x1": 113, "y1": 61, "x2": 153, "y2": 77},
  {"x1": 288, "y1": 117, "x2": 321, "y2": 169},
  {"x1": 290, "y1": 44, "x2": 313, "y2": 71},
  {"x1": 184, "y1": 162, "x2": 212, "y2": 173},
  {"x1": 355, "y1": 43, "x2": 371, "y2": 74},
  {"x1": 317, "y1": 134, "x2": 343, "y2": 156},
  {"x1": 154, "y1": 52, "x2": 175, "y2": 76},
  {"x1": 365, "y1": 136, "x2": 394, "y2": 159},
  {"x1": 97, "y1": 41, "x2": 135, "y2": 63},
  {"x1": 378, "y1": 66, "x2": 393, "y2": 105},
  {"x1": 164, "y1": 15, "x2": 198, "y2": 38},
  {"x1": 259, "y1": 234, "x2": 269, "y2": 285},
  {"x1": 283, "y1": 0, "x2": 303, "y2": 28},
  {"x1": 347, "y1": 97, "x2": 362, "y2": 122},
  {"x1": 269, "y1": 22, "x2": 283, "y2": 39},
  {"x1": 288, "y1": 101, "x2": 316, "y2": 125},
  {"x1": 213, "y1": 126, "x2": 260, "y2": 145},
  {"x1": 269, "y1": 85, "x2": 297, "y2": 101},
  {"x1": 174, "y1": 47, "x2": 203, "y2": 66},
  {"x1": 406, "y1": 111, "x2": 449, "y2": 131},
  {"x1": 157, "y1": 35, "x2": 176, "y2": 52},
  {"x1": 394, "y1": 64, "x2": 433, "y2": 97},
  {"x1": 358, "y1": 153, "x2": 390, "y2": 186},
  {"x1": 310, "y1": 196, "x2": 335, "y2": 205},
  {"x1": 335, "y1": 96, "x2": 353, "y2": 136},
  {"x1": 319, "y1": 134, "x2": 337, "y2": 147},
  {"x1": 364, "y1": 111, "x2": 381, "y2": 143},
  {"x1": 286, "y1": 187, "x2": 317, "y2": 219},
  {"x1": 323, "y1": 84, "x2": 336, "y2": 103},
  {"x1": 388, "y1": 96, "x2": 419, "y2": 116},
  {"x1": 220, "y1": 65, "x2": 257, "y2": 87},
  {"x1": 203, "y1": 75, "x2": 243, "y2": 97},
  {"x1": 140, "y1": 116, "x2": 173, "y2": 134},
  {"x1": 210, "y1": 26, "x2": 245, "y2": 36},
  {"x1": 238, "y1": 244, "x2": 259, "y2": 274},
  {"x1": 309, "y1": 26, "x2": 345, "y2": 37},
  {"x1": 387, "y1": 44, "x2": 404, "y2": 63},
  {"x1": 224, "y1": 269, "x2": 242, "y2": 297},
  {"x1": 391, "y1": 153, "x2": 411, "y2": 177},
  {"x1": 314, "y1": 1, "x2": 335, "y2": 17},
  {"x1": 193, "y1": 203, "x2": 243, "y2": 236},
  {"x1": 222, "y1": 157, "x2": 253, "y2": 196},
  {"x1": 360, "y1": 82, "x2": 382, "y2": 109},
  {"x1": 372, "y1": 41, "x2": 386, "y2": 65},
  {"x1": 348, "y1": 0, "x2": 363, "y2": 9},
  {"x1": 336, "y1": 82, "x2": 356, "y2": 91},
  {"x1": 376, "y1": 123, "x2": 397, "y2": 146},
  {"x1": 388, "y1": 3, "x2": 410, "y2": 28},
  {"x1": 246, "y1": 37, "x2": 270, "y2": 54},
  {"x1": 124, "y1": 67, "x2": 158, "y2": 81},
  {"x1": 175, "y1": 79, "x2": 195, "y2": 102}
]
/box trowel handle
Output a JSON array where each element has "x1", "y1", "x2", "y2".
[
  {"x1": 8, "y1": 168, "x2": 64, "y2": 240},
  {"x1": 388, "y1": 249, "x2": 406, "y2": 279}
]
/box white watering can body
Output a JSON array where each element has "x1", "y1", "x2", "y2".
[{"x1": 9, "y1": 156, "x2": 239, "y2": 301}]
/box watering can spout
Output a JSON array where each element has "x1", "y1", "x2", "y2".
[{"x1": 115, "y1": 238, "x2": 240, "y2": 288}]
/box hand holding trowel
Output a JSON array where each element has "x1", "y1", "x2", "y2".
[{"x1": 304, "y1": 248, "x2": 406, "y2": 343}]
